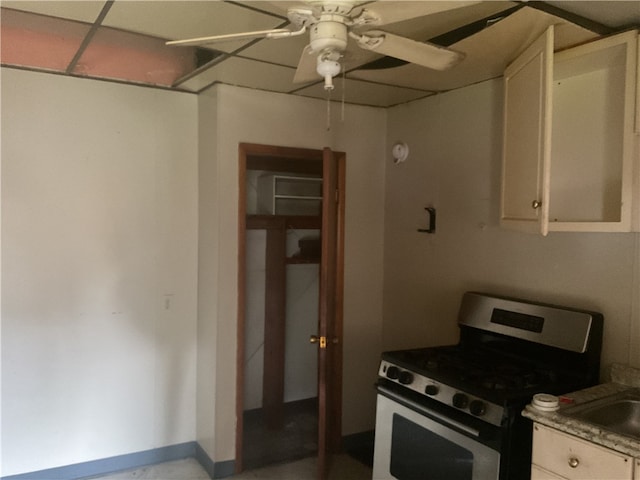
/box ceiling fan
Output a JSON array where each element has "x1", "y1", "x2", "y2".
[{"x1": 166, "y1": 0, "x2": 467, "y2": 90}]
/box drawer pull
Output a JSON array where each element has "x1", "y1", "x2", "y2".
[{"x1": 568, "y1": 457, "x2": 580, "y2": 468}]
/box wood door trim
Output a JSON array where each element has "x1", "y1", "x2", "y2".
[
  {"x1": 236, "y1": 144, "x2": 247, "y2": 472},
  {"x1": 263, "y1": 220, "x2": 287, "y2": 429},
  {"x1": 331, "y1": 152, "x2": 346, "y2": 452},
  {"x1": 237, "y1": 144, "x2": 248, "y2": 472},
  {"x1": 246, "y1": 215, "x2": 322, "y2": 230}
]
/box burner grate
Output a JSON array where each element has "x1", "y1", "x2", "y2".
[{"x1": 387, "y1": 345, "x2": 561, "y2": 396}]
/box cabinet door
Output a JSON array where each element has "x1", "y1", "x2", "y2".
[
  {"x1": 501, "y1": 26, "x2": 553, "y2": 235},
  {"x1": 636, "y1": 34, "x2": 640, "y2": 135},
  {"x1": 635, "y1": 35, "x2": 640, "y2": 231}
]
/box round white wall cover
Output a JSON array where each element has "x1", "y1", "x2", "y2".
[{"x1": 392, "y1": 142, "x2": 409, "y2": 164}]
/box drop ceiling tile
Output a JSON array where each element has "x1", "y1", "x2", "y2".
[
  {"x1": 548, "y1": 1, "x2": 640, "y2": 28},
  {"x1": 373, "y1": 1, "x2": 518, "y2": 39},
  {"x1": 74, "y1": 26, "x2": 196, "y2": 86},
  {"x1": 242, "y1": 1, "x2": 298, "y2": 16},
  {"x1": 348, "y1": 63, "x2": 455, "y2": 92},
  {"x1": 353, "y1": 1, "x2": 483, "y2": 26},
  {"x1": 178, "y1": 56, "x2": 297, "y2": 93},
  {"x1": 238, "y1": 34, "x2": 309, "y2": 68},
  {"x1": 294, "y1": 78, "x2": 433, "y2": 107},
  {"x1": 349, "y1": 6, "x2": 600, "y2": 92},
  {"x1": 104, "y1": 1, "x2": 285, "y2": 54},
  {"x1": 0, "y1": 1, "x2": 104, "y2": 22},
  {"x1": 1, "y1": 8, "x2": 90, "y2": 71}
]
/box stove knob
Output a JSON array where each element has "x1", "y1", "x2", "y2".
[
  {"x1": 386, "y1": 366, "x2": 400, "y2": 380},
  {"x1": 425, "y1": 384, "x2": 439, "y2": 396},
  {"x1": 469, "y1": 400, "x2": 486, "y2": 417},
  {"x1": 452, "y1": 393, "x2": 469, "y2": 409},
  {"x1": 399, "y1": 371, "x2": 414, "y2": 385}
]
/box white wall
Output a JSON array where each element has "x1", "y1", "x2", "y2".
[
  {"x1": 1, "y1": 69, "x2": 199, "y2": 477},
  {"x1": 384, "y1": 78, "x2": 640, "y2": 375},
  {"x1": 8, "y1": 64, "x2": 634, "y2": 478},
  {"x1": 197, "y1": 84, "x2": 386, "y2": 463}
]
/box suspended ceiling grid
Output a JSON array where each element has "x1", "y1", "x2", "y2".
[{"x1": 1, "y1": 1, "x2": 639, "y2": 107}]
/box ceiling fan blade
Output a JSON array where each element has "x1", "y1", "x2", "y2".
[
  {"x1": 363, "y1": 1, "x2": 480, "y2": 26},
  {"x1": 293, "y1": 44, "x2": 319, "y2": 84},
  {"x1": 166, "y1": 26, "x2": 305, "y2": 47},
  {"x1": 355, "y1": 30, "x2": 464, "y2": 71}
]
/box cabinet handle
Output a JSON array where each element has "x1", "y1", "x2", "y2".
[
  {"x1": 531, "y1": 200, "x2": 542, "y2": 209},
  {"x1": 568, "y1": 457, "x2": 580, "y2": 468}
]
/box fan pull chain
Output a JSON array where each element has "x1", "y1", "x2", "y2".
[
  {"x1": 341, "y1": 69, "x2": 345, "y2": 121},
  {"x1": 326, "y1": 91, "x2": 332, "y2": 131}
]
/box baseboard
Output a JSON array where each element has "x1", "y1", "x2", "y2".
[
  {"x1": 0, "y1": 442, "x2": 235, "y2": 480},
  {"x1": 342, "y1": 430, "x2": 375, "y2": 467},
  {"x1": 195, "y1": 444, "x2": 235, "y2": 479}
]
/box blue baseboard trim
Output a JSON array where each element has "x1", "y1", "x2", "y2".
[
  {"x1": 195, "y1": 444, "x2": 235, "y2": 479},
  {"x1": 0, "y1": 441, "x2": 235, "y2": 480}
]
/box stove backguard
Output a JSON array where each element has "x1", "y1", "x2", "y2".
[{"x1": 458, "y1": 292, "x2": 603, "y2": 385}]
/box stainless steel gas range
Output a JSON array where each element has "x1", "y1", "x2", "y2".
[{"x1": 373, "y1": 292, "x2": 603, "y2": 480}]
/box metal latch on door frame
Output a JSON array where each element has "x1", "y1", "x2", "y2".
[{"x1": 310, "y1": 335, "x2": 327, "y2": 349}]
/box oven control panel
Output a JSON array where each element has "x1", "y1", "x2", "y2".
[{"x1": 378, "y1": 360, "x2": 505, "y2": 427}]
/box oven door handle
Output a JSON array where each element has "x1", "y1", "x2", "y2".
[{"x1": 378, "y1": 385, "x2": 481, "y2": 438}]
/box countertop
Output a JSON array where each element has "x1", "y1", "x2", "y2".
[{"x1": 522, "y1": 363, "x2": 640, "y2": 458}]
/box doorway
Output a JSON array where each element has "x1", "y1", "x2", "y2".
[{"x1": 236, "y1": 143, "x2": 345, "y2": 476}]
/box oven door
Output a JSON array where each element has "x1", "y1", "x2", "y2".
[{"x1": 373, "y1": 386, "x2": 500, "y2": 480}]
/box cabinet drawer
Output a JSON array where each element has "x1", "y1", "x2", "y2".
[
  {"x1": 532, "y1": 424, "x2": 633, "y2": 479},
  {"x1": 531, "y1": 464, "x2": 566, "y2": 480}
]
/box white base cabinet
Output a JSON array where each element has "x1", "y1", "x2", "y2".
[
  {"x1": 531, "y1": 464, "x2": 569, "y2": 480},
  {"x1": 501, "y1": 27, "x2": 639, "y2": 235},
  {"x1": 531, "y1": 423, "x2": 636, "y2": 480}
]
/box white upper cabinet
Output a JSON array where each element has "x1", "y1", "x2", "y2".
[{"x1": 501, "y1": 27, "x2": 639, "y2": 235}]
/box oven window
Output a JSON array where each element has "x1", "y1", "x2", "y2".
[{"x1": 390, "y1": 413, "x2": 473, "y2": 480}]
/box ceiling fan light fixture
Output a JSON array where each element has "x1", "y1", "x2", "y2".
[{"x1": 316, "y1": 53, "x2": 341, "y2": 90}]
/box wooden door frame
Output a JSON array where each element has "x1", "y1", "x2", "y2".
[{"x1": 236, "y1": 142, "x2": 345, "y2": 474}]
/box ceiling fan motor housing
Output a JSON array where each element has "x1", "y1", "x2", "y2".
[{"x1": 310, "y1": 18, "x2": 348, "y2": 53}]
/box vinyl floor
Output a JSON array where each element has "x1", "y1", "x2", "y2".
[
  {"x1": 242, "y1": 398, "x2": 318, "y2": 470},
  {"x1": 92, "y1": 454, "x2": 372, "y2": 480},
  {"x1": 92, "y1": 399, "x2": 372, "y2": 479}
]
